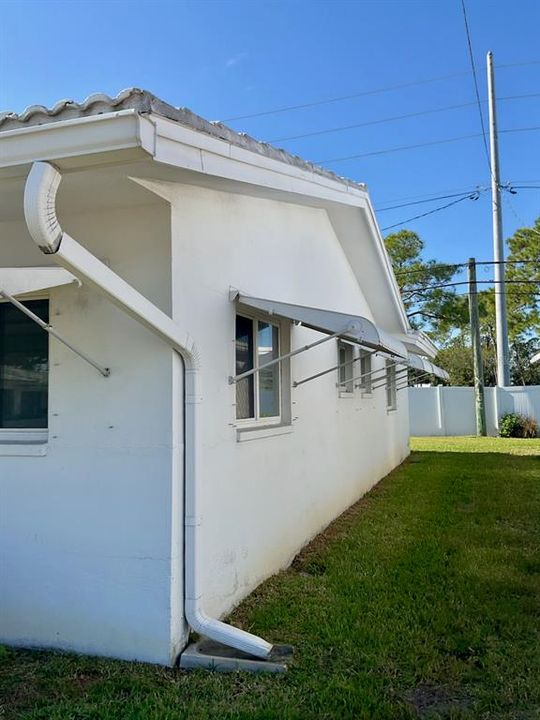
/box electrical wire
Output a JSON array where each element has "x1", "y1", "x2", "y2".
[
  {"x1": 315, "y1": 126, "x2": 540, "y2": 165},
  {"x1": 220, "y1": 59, "x2": 540, "y2": 123},
  {"x1": 221, "y1": 70, "x2": 472, "y2": 122},
  {"x1": 377, "y1": 189, "x2": 486, "y2": 212},
  {"x1": 394, "y1": 263, "x2": 467, "y2": 277},
  {"x1": 394, "y1": 259, "x2": 539, "y2": 277},
  {"x1": 269, "y1": 92, "x2": 540, "y2": 144},
  {"x1": 460, "y1": 0, "x2": 492, "y2": 174},
  {"x1": 403, "y1": 279, "x2": 540, "y2": 293},
  {"x1": 381, "y1": 192, "x2": 483, "y2": 232}
]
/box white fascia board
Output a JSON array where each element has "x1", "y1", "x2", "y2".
[
  {"x1": 0, "y1": 111, "x2": 153, "y2": 169},
  {"x1": 362, "y1": 196, "x2": 411, "y2": 334},
  {"x1": 0, "y1": 267, "x2": 78, "y2": 296},
  {"x1": 151, "y1": 115, "x2": 369, "y2": 208}
]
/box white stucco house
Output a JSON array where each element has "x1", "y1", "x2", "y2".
[{"x1": 0, "y1": 89, "x2": 447, "y2": 668}]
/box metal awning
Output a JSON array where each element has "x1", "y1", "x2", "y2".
[
  {"x1": 407, "y1": 353, "x2": 449, "y2": 381},
  {"x1": 0, "y1": 267, "x2": 78, "y2": 297},
  {"x1": 234, "y1": 293, "x2": 407, "y2": 358}
]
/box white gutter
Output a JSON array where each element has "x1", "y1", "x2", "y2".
[{"x1": 23, "y1": 161, "x2": 273, "y2": 660}]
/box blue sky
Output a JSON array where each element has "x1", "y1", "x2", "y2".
[{"x1": 1, "y1": 0, "x2": 538, "y2": 277}]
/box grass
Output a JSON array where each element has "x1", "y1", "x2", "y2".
[{"x1": 1, "y1": 436, "x2": 539, "y2": 719}]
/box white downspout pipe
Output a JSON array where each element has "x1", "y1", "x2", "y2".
[{"x1": 24, "y1": 161, "x2": 273, "y2": 660}]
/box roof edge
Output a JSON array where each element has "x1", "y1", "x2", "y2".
[{"x1": 0, "y1": 88, "x2": 367, "y2": 194}]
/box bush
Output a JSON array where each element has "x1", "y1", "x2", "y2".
[
  {"x1": 521, "y1": 415, "x2": 539, "y2": 439},
  {"x1": 499, "y1": 412, "x2": 539, "y2": 438}
]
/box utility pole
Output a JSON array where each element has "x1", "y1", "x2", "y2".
[
  {"x1": 487, "y1": 50, "x2": 511, "y2": 386},
  {"x1": 468, "y1": 258, "x2": 487, "y2": 436}
]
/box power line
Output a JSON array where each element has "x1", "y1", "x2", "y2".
[
  {"x1": 269, "y1": 92, "x2": 540, "y2": 144},
  {"x1": 496, "y1": 59, "x2": 540, "y2": 69},
  {"x1": 381, "y1": 192, "x2": 483, "y2": 232},
  {"x1": 500, "y1": 187, "x2": 540, "y2": 238},
  {"x1": 404, "y1": 279, "x2": 540, "y2": 293},
  {"x1": 376, "y1": 179, "x2": 537, "y2": 206},
  {"x1": 220, "y1": 59, "x2": 540, "y2": 123},
  {"x1": 377, "y1": 188, "x2": 486, "y2": 212},
  {"x1": 453, "y1": 290, "x2": 540, "y2": 297},
  {"x1": 477, "y1": 259, "x2": 540, "y2": 265},
  {"x1": 376, "y1": 183, "x2": 492, "y2": 206},
  {"x1": 395, "y1": 263, "x2": 465, "y2": 277},
  {"x1": 393, "y1": 258, "x2": 539, "y2": 279},
  {"x1": 221, "y1": 70, "x2": 472, "y2": 122},
  {"x1": 460, "y1": 0, "x2": 492, "y2": 174},
  {"x1": 316, "y1": 126, "x2": 540, "y2": 165}
]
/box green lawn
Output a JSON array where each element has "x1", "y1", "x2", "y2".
[{"x1": 2, "y1": 437, "x2": 539, "y2": 720}]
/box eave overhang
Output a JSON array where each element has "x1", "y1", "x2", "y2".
[{"x1": 0, "y1": 109, "x2": 411, "y2": 336}]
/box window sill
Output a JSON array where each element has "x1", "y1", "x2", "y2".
[
  {"x1": 236, "y1": 424, "x2": 293, "y2": 443},
  {"x1": 0, "y1": 430, "x2": 48, "y2": 456},
  {"x1": 0, "y1": 443, "x2": 48, "y2": 457},
  {"x1": 386, "y1": 407, "x2": 398, "y2": 415},
  {"x1": 338, "y1": 390, "x2": 354, "y2": 399}
]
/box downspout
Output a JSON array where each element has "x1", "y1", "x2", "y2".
[{"x1": 23, "y1": 161, "x2": 272, "y2": 660}]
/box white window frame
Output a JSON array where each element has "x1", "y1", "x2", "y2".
[
  {"x1": 235, "y1": 312, "x2": 285, "y2": 427},
  {"x1": 337, "y1": 340, "x2": 355, "y2": 396},
  {"x1": 0, "y1": 295, "x2": 49, "y2": 448},
  {"x1": 386, "y1": 359, "x2": 397, "y2": 412}
]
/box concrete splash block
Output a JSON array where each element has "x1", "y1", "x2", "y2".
[{"x1": 179, "y1": 638, "x2": 294, "y2": 673}]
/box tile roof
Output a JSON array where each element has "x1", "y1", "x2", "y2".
[{"x1": 0, "y1": 87, "x2": 365, "y2": 191}]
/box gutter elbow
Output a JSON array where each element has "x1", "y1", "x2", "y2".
[
  {"x1": 24, "y1": 161, "x2": 64, "y2": 254},
  {"x1": 184, "y1": 598, "x2": 273, "y2": 660}
]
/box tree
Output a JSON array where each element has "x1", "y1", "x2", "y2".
[
  {"x1": 502, "y1": 217, "x2": 540, "y2": 341},
  {"x1": 384, "y1": 230, "x2": 467, "y2": 342},
  {"x1": 385, "y1": 220, "x2": 540, "y2": 385}
]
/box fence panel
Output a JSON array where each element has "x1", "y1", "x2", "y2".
[{"x1": 409, "y1": 386, "x2": 540, "y2": 436}]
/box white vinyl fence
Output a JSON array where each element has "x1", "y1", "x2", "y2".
[{"x1": 409, "y1": 385, "x2": 540, "y2": 436}]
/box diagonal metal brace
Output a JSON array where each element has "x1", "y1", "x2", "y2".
[
  {"x1": 229, "y1": 327, "x2": 351, "y2": 385},
  {"x1": 0, "y1": 289, "x2": 110, "y2": 378}
]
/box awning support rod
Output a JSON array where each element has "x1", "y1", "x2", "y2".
[
  {"x1": 337, "y1": 358, "x2": 404, "y2": 388},
  {"x1": 397, "y1": 372, "x2": 434, "y2": 391},
  {"x1": 368, "y1": 367, "x2": 411, "y2": 392},
  {"x1": 228, "y1": 327, "x2": 351, "y2": 385},
  {"x1": 383, "y1": 372, "x2": 432, "y2": 394},
  {"x1": 293, "y1": 350, "x2": 373, "y2": 388},
  {"x1": 0, "y1": 289, "x2": 110, "y2": 378}
]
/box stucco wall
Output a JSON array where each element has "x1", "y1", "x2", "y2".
[
  {"x1": 1, "y1": 180, "x2": 410, "y2": 666},
  {"x1": 0, "y1": 203, "x2": 185, "y2": 665},
  {"x1": 169, "y1": 183, "x2": 410, "y2": 620}
]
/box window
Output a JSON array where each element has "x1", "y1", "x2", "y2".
[
  {"x1": 0, "y1": 300, "x2": 49, "y2": 429},
  {"x1": 338, "y1": 340, "x2": 354, "y2": 394},
  {"x1": 359, "y1": 350, "x2": 372, "y2": 394},
  {"x1": 386, "y1": 360, "x2": 397, "y2": 411},
  {"x1": 235, "y1": 314, "x2": 281, "y2": 422}
]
